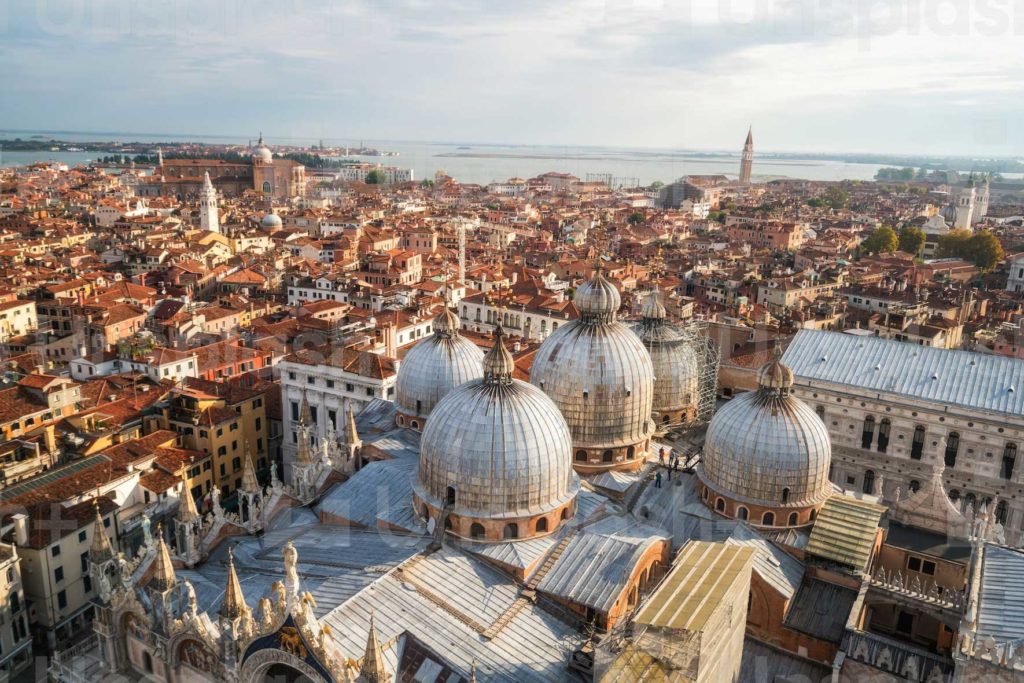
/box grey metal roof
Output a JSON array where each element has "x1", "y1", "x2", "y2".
[
  {"x1": 784, "y1": 578, "x2": 858, "y2": 641},
  {"x1": 318, "y1": 459, "x2": 421, "y2": 529},
  {"x1": 537, "y1": 520, "x2": 668, "y2": 612},
  {"x1": 785, "y1": 329, "x2": 1024, "y2": 416},
  {"x1": 725, "y1": 525, "x2": 804, "y2": 600},
  {"x1": 977, "y1": 544, "x2": 1024, "y2": 641},
  {"x1": 739, "y1": 638, "x2": 831, "y2": 683}
]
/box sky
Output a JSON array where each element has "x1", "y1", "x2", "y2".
[{"x1": 2, "y1": 0, "x2": 1024, "y2": 156}]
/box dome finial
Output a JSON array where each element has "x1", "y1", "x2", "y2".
[
  {"x1": 575, "y1": 263, "x2": 621, "y2": 323},
  {"x1": 483, "y1": 324, "x2": 515, "y2": 384},
  {"x1": 757, "y1": 345, "x2": 794, "y2": 394},
  {"x1": 642, "y1": 289, "x2": 667, "y2": 321}
]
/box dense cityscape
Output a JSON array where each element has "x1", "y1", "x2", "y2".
[{"x1": 0, "y1": 124, "x2": 1021, "y2": 682}]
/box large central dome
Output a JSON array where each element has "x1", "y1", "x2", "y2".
[
  {"x1": 414, "y1": 326, "x2": 579, "y2": 542},
  {"x1": 529, "y1": 267, "x2": 655, "y2": 472},
  {"x1": 699, "y1": 349, "x2": 831, "y2": 528},
  {"x1": 395, "y1": 304, "x2": 483, "y2": 430}
]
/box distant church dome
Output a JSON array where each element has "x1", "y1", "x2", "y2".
[
  {"x1": 414, "y1": 326, "x2": 579, "y2": 542},
  {"x1": 253, "y1": 133, "x2": 273, "y2": 164},
  {"x1": 941, "y1": 203, "x2": 958, "y2": 226},
  {"x1": 632, "y1": 291, "x2": 700, "y2": 429},
  {"x1": 530, "y1": 266, "x2": 655, "y2": 473},
  {"x1": 395, "y1": 305, "x2": 484, "y2": 429},
  {"x1": 699, "y1": 348, "x2": 831, "y2": 527},
  {"x1": 261, "y1": 212, "x2": 282, "y2": 229}
]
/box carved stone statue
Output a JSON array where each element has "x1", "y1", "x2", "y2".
[
  {"x1": 283, "y1": 542, "x2": 300, "y2": 594},
  {"x1": 142, "y1": 514, "x2": 153, "y2": 548}
]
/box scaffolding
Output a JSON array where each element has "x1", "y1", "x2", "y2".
[
  {"x1": 585, "y1": 173, "x2": 642, "y2": 190},
  {"x1": 681, "y1": 319, "x2": 721, "y2": 427}
]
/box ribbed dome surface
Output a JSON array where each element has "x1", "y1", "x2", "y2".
[
  {"x1": 261, "y1": 213, "x2": 282, "y2": 229},
  {"x1": 632, "y1": 299, "x2": 699, "y2": 417},
  {"x1": 396, "y1": 310, "x2": 483, "y2": 420},
  {"x1": 574, "y1": 270, "x2": 621, "y2": 322},
  {"x1": 530, "y1": 319, "x2": 654, "y2": 450},
  {"x1": 701, "y1": 386, "x2": 831, "y2": 507},
  {"x1": 414, "y1": 378, "x2": 579, "y2": 519}
]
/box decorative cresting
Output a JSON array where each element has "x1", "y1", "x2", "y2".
[
  {"x1": 631, "y1": 290, "x2": 700, "y2": 429},
  {"x1": 395, "y1": 301, "x2": 483, "y2": 430},
  {"x1": 530, "y1": 265, "x2": 655, "y2": 472},
  {"x1": 699, "y1": 347, "x2": 832, "y2": 528},
  {"x1": 414, "y1": 325, "x2": 580, "y2": 542}
]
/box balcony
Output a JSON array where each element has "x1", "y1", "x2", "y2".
[
  {"x1": 841, "y1": 628, "x2": 954, "y2": 681},
  {"x1": 868, "y1": 566, "x2": 965, "y2": 615},
  {"x1": 49, "y1": 634, "x2": 107, "y2": 683}
]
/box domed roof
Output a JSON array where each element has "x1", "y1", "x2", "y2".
[
  {"x1": 253, "y1": 133, "x2": 273, "y2": 164},
  {"x1": 941, "y1": 203, "x2": 958, "y2": 225},
  {"x1": 632, "y1": 291, "x2": 699, "y2": 416},
  {"x1": 261, "y1": 212, "x2": 282, "y2": 229},
  {"x1": 700, "y1": 352, "x2": 831, "y2": 508},
  {"x1": 573, "y1": 266, "x2": 621, "y2": 322},
  {"x1": 395, "y1": 305, "x2": 484, "y2": 421},
  {"x1": 415, "y1": 326, "x2": 579, "y2": 521},
  {"x1": 531, "y1": 271, "x2": 654, "y2": 452}
]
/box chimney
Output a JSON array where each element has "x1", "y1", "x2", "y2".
[{"x1": 12, "y1": 513, "x2": 28, "y2": 547}]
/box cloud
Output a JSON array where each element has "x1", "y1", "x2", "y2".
[{"x1": 0, "y1": 0, "x2": 1022, "y2": 155}]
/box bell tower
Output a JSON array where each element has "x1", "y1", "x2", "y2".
[{"x1": 739, "y1": 126, "x2": 754, "y2": 184}]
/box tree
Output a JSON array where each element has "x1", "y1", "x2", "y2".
[
  {"x1": 966, "y1": 231, "x2": 1004, "y2": 271},
  {"x1": 861, "y1": 226, "x2": 899, "y2": 255},
  {"x1": 364, "y1": 170, "x2": 385, "y2": 184},
  {"x1": 627, "y1": 212, "x2": 645, "y2": 225},
  {"x1": 898, "y1": 226, "x2": 926, "y2": 255},
  {"x1": 650, "y1": 181, "x2": 664, "y2": 189},
  {"x1": 806, "y1": 197, "x2": 826, "y2": 208},
  {"x1": 936, "y1": 229, "x2": 973, "y2": 259},
  {"x1": 419, "y1": 178, "x2": 434, "y2": 188},
  {"x1": 824, "y1": 186, "x2": 849, "y2": 210}
]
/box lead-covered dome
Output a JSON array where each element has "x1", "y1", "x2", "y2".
[
  {"x1": 632, "y1": 291, "x2": 700, "y2": 429},
  {"x1": 253, "y1": 133, "x2": 273, "y2": 164},
  {"x1": 414, "y1": 326, "x2": 579, "y2": 541},
  {"x1": 530, "y1": 267, "x2": 654, "y2": 472},
  {"x1": 699, "y1": 349, "x2": 831, "y2": 526},
  {"x1": 395, "y1": 305, "x2": 483, "y2": 429}
]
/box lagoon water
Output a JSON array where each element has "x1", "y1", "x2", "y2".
[{"x1": 1, "y1": 131, "x2": 884, "y2": 185}]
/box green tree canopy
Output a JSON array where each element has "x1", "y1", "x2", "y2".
[
  {"x1": 861, "y1": 226, "x2": 899, "y2": 255},
  {"x1": 627, "y1": 212, "x2": 645, "y2": 225},
  {"x1": 936, "y1": 229, "x2": 973, "y2": 259},
  {"x1": 898, "y1": 226, "x2": 926, "y2": 255},
  {"x1": 966, "y1": 231, "x2": 1005, "y2": 271},
  {"x1": 364, "y1": 170, "x2": 385, "y2": 184},
  {"x1": 824, "y1": 186, "x2": 850, "y2": 210}
]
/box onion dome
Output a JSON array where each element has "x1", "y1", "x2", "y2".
[
  {"x1": 395, "y1": 304, "x2": 484, "y2": 426},
  {"x1": 573, "y1": 265, "x2": 621, "y2": 323},
  {"x1": 631, "y1": 291, "x2": 699, "y2": 427},
  {"x1": 700, "y1": 348, "x2": 832, "y2": 522},
  {"x1": 530, "y1": 268, "x2": 655, "y2": 470},
  {"x1": 415, "y1": 325, "x2": 579, "y2": 538},
  {"x1": 941, "y1": 203, "x2": 958, "y2": 226},
  {"x1": 253, "y1": 133, "x2": 273, "y2": 164}
]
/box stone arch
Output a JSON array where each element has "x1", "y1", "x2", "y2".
[
  {"x1": 762, "y1": 511, "x2": 775, "y2": 526},
  {"x1": 575, "y1": 450, "x2": 587, "y2": 462},
  {"x1": 788, "y1": 511, "x2": 799, "y2": 526},
  {"x1": 536, "y1": 517, "x2": 549, "y2": 534},
  {"x1": 737, "y1": 506, "x2": 749, "y2": 521},
  {"x1": 715, "y1": 498, "x2": 725, "y2": 513},
  {"x1": 239, "y1": 648, "x2": 328, "y2": 683},
  {"x1": 470, "y1": 522, "x2": 485, "y2": 539}
]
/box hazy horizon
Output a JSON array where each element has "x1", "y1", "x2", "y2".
[{"x1": 3, "y1": 1, "x2": 1024, "y2": 157}]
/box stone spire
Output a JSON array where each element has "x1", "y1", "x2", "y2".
[
  {"x1": 360, "y1": 612, "x2": 390, "y2": 683},
  {"x1": 241, "y1": 442, "x2": 260, "y2": 494},
  {"x1": 296, "y1": 425, "x2": 313, "y2": 465},
  {"x1": 298, "y1": 391, "x2": 312, "y2": 427},
  {"x1": 482, "y1": 324, "x2": 515, "y2": 385},
  {"x1": 219, "y1": 547, "x2": 247, "y2": 620},
  {"x1": 739, "y1": 126, "x2": 754, "y2": 184},
  {"x1": 177, "y1": 467, "x2": 200, "y2": 523},
  {"x1": 150, "y1": 524, "x2": 177, "y2": 592},
  {"x1": 200, "y1": 171, "x2": 220, "y2": 233},
  {"x1": 89, "y1": 499, "x2": 114, "y2": 561},
  {"x1": 344, "y1": 401, "x2": 360, "y2": 448}
]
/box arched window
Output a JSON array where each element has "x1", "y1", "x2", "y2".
[
  {"x1": 996, "y1": 500, "x2": 1008, "y2": 524},
  {"x1": 911, "y1": 426, "x2": 926, "y2": 460},
  {"x1": 503, "y1": 523, "x2": 518, "y2": 540},
  {"x1": 735, "y1": 507, "x2": 747, "y2": 521},
  {"x1": 809, "y1": 508, "x2": 817, "y2": 522},
  {"x1": 602, "y1": 450, "x2": 613, "y2": 463},
  {"x1": 762, "y1": 512, "x2": 775, "y2": 526},
  {"x1": 909, "y1": 480, "x2": 920, "y2": 493},
  {"x1": 411, "y1": 420, "x2": 420, "y2": 430},
  {"x1": 536, "y1": 517, "x2": 549, "y2": 533},
  {"x1": 715, "y1": 498, "x2": 725, "y2": 512},
  {"x1": 446, "y1": 486, "x2": 456, "y2": 506},
  {"x1": 575, "y1": 450, "x2": 588, "y2": 462},
  {"x1": 1002, "y1": 443, "x2": 1017, "y2": 480},
  {"x1": 788, "y1": 512, "x2": 799, "y2": 526},
  {"x1": 560, "y1": 508, "x2": 570, "y2": 521},
  {"x1": 626, "y1": 446, "x2": 635, "y2": 460},
  {"x1": 781, "y1": 487, "x2": 790, "y2": 504},
  {"x1": 261, "y1": 181, "x2": 271, "y2": 193},
  {"x1": 945, "y1": 432, "x2": 960, "y2": 468},
  {"x1": 815, "y1": 405, "x2": 825, "y2": 423},
  {"x1": 862, "y1": 416, "x2": 876, "y2": 449},
  {"x1": 949, "y1": 489, "x2": 960, "y2": 503},
  {"x1": 863, "y1": 470, "x2": 875, "y2": 495},
  {"x1": 470, "y1": 523, "x2": 485, "y2": 539},
  {"x1": 877, "y1": 419, "x2": 891, "y2": 453}
]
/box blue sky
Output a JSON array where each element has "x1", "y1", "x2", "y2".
[{"x1": 2, "y1": 0, "x2": 1023, "y2": 155}]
